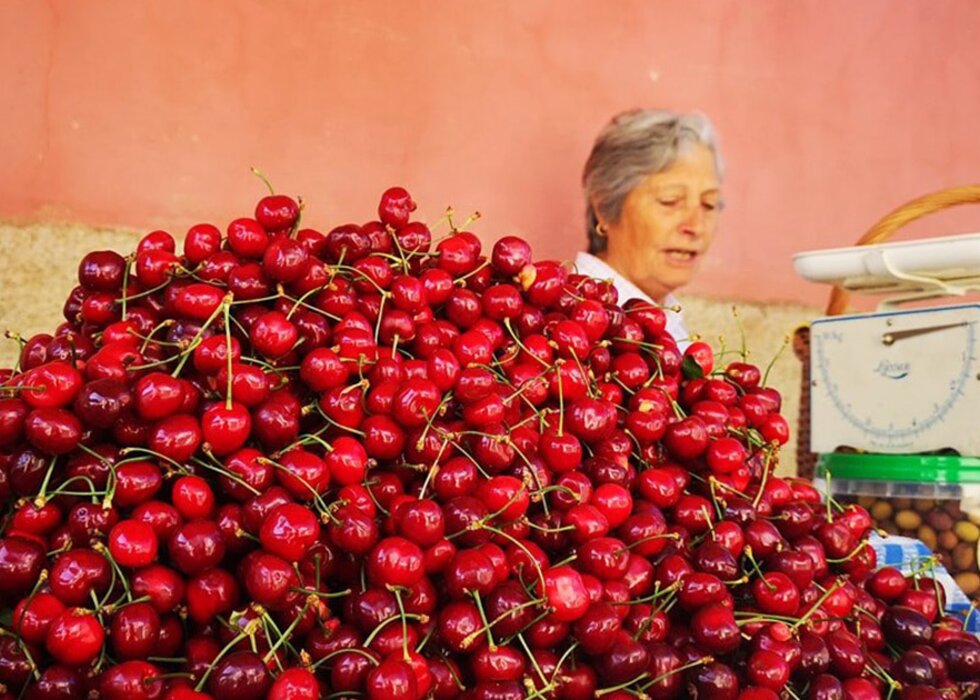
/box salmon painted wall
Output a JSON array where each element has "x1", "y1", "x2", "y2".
[{"x1": 3, "y1": 0, "x2": 979, "y2": 306}]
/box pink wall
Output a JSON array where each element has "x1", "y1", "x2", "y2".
[{"x1": 3, "y1": 1, "x2": 979, "y2": 305}]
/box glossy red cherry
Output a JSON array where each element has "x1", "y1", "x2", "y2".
[
  {"x1": 268, "y1": 667, "x2": 320, "y2": 700},
  {"x1": 108, "y1": 520, "x2": 159, "y2": 568},
  {"x1": 378, "y1": 187, "x2": 417, "y2": 228},
  {"x1": 45, "y1": 608, "x2": 104, "y2": 666},
  {"x1": 110, "y1": 602, "x2": 161, "y2": 661},
  {"x1": 367, "y1": 537, "x2": 425, "y2": 587},
  {"x1": 259, "y1": 503, "x2": 320, "y2": 562},
  {"x1": 12, "y1": 591, "x2": 66, "y2": 645},
  {"x1": 208, "y1": 651, "x2": 272, "y2": 700}
]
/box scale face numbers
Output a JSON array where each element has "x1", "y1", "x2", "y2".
[{"x1": 810, "y1": 304, "x2": 980, "y2": 454}]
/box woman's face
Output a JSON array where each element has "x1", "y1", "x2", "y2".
[{"x1": 600, "y1": 143, "x2": 722, "y2": 303}]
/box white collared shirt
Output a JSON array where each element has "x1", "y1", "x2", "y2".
[{"x1": 573, "y1": 251, "x2": 690, "y2": 351}]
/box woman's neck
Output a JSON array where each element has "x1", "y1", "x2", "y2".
[{"x1": 595, "y1": 251, "x2": 670, "y2": 304}]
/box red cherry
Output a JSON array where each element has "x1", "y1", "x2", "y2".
[
  {"x1": 366, "y1": 655, "x2": 418, "y2": 700},
  {"x1": 108, "y1": 520, "x2": 159, "y2": 568},
  {"x1": 367, "y1": 537, "x2": 425, "y2": 587},
  {"x1": 299, "y1": 347, "x2": 348, "y2": 392},
  {"x1": 50, "y1": 548, "x2": 111, "y2": 605},
  {"x1": 167, "y1": 520, "x2": 225, "y2": 576},
  {"x1": 227, "y1": 217, "x2": 270, "y2": 258},
  {"x1": 753, "y1": 572, "x2": 801, "y2": 616},
  {"x1": 378, "y1": 186, "x2": 417, "y2": 228},
  {"x1": 12, "y1": 591, "x2": 66, "y2": 644},
  {"x1": 324, "y1": 436, "x2": 369, "y2": 486},
  {"x1": 259, "y1": 503, "x2": 320, "y2": 562},
  {"x1": 250, "y1": 311, "x2": 298, "y2": 359},
  {"x1": 135, "y1": 249, "x2": 179, "y2": 287},
  {"x1": 201, "y1": 402, "x2": 252, "y2": 456},
  {"x1": 185, "y1": 567, "x2": 239, "y2": 624},
  {"x1": 131, "y1": 564, "x2": 185, "y2": 615},
  {"x1": 241, "y1": 550, "x2": 298, "y2": 608},
  {"x1": 540, "y1": 565, "x2": 589, "y2": 623},
  {"x1": 171, "y1": 475, "x2": 216, "y2": 520},
  {"x1": 24, "y1": 407, "x2": 82, "y2": 455},
  {"x1": 20, "y1": 361, "x2": 83, "y2": 409},
  {"x1": 255, "y1": 192, "x2": 300, "y2": 231},
  {"x1": 268, "y1": 667, "x2": 320, "y2": 700},
  {"x1": 868, "y1": 567, "x2": 908, "y2": 601},
  {"x1": 110, "y1": 602, "x2": 161, "y2": 661},
  {"x1": 663, "y1": 416, "x2": 709, "y2": 460},
  {"x1": 691, "y1": 603, "x2": 740, "y2": 654},
  {"x1": 174, "y1": 283, "x2": 225, "y2": 322},
  {"x1": 184, "y1": 223, "x2": 222, "y2": 263},
  {"x1": 46, "y1": 608, "x2": 105, "y2": 666},
  {"x1": 148, "y1": 414, "x2": 203, "y2": 464}
]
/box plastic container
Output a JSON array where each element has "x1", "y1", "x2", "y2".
[{"x1": 818, "y1": 452, "x2": 980, "y2": 600}]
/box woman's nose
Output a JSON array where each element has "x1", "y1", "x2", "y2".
[{"x1": 679, "y1": 202, "x2": 706, "y2": 236}]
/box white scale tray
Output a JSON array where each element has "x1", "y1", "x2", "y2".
[{"x1": 794, "y1": 233, "x2": 980, "y2": 304}]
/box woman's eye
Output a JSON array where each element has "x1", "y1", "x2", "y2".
[{"x1": 658, "y1": 199, "x2": 681, "y2": 207}]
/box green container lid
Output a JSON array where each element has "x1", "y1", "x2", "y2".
[{"x1": 817, "y1": 452, "x2": 980, "y2": 484}]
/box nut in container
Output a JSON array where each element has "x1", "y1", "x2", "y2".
[{"x1": 819, "y1": 452, "x2": 980, "y2": 599}]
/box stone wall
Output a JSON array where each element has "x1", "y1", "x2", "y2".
[{"x1": 0, "y1": 222, "x2": 821, "y2": 476}]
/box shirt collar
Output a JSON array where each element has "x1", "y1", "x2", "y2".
[{"x1": 573, "y1": 252, "x2": 680, "y2": 308}]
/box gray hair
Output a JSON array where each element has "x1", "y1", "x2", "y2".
[{"x1": 583, "y1": 109, "x2": 724, "y2": 254}]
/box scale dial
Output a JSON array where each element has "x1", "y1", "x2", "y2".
[{"x1": 810, "y1": 304, "x2": 980, "y2": 454}]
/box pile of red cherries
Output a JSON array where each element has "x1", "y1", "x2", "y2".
[{"x1": 0, "y1": 185, "x2": 976, "y2": 699}]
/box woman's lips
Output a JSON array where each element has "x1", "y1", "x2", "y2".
[{"x1": 664, "y1": 249, "x2": 698, "y2": 265}]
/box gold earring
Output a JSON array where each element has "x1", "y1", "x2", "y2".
[{"x1": 596, "y1": 223, "x2": 608, "y2": 237}]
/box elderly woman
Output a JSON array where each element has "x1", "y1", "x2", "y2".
[{"x1": 576, "y1": 109, "x2": 724, "y2": 350}]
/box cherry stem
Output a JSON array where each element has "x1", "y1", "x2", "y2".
[
  {"x1": 92, "y1": 540, "x2": 133, "y2": 603},
  {"x1": 618, "y1": 532, "x2": 681, "y2": 555},
  {"x1": 120, "y1": 446, "x2": 188, "y2": 476},
  {"x1": 595, "y1": 671, "x2": 651, "y2": 697},
  {"x1": 290, "y1": 587, "x2": 352, "y2": 599},
  {"x1": 554, "y1": 362, "x2": 565, "y2": 436},
  {"x1": 259, "y1": 457, "x2": 332, "y2": 516},
  {"x1": 115, "y1": 278, "x2": 172, "y2": 304},
  {"x1": 171, "y1": 293, "x2": 232, "y2": 378},
  {"x1": 466, "y1": 598, "x2": 544, "y2": 650},
  {"x1": 308, "y1": 646, "x2": 379, "y2": 672},
  {"x1": 471, "y1": 590, "x2": 496, "y2": 652},
  {"x1": 390, "y1": 585, "x2": 412, "y2": 662},
  {"x1": 250, "y1": 166, "x2": 276, "y2": 195},
  {"x1": 454, "y1": 258, "x2": 490, "y2": 286},
  {"x1": 751, "y1": 447, "x2": 776, "y2": 510},
  {"x1": 120, "y1": 256, "x2": 132, "y2": 318},
  {"x1": 32, "y1": 456, "x2": 58, "y2": 507},
  {"x1": 762, "y1": 333, "x2": 790, "y2": 387},
  {"x1": 310, "y1": 401, "x2": 366, "y2": 438},
  {"x1": 480, "y1": 524, "x2": 547, "y2": 593},
  {"x1": 516, "y1": 632, "x2": 550, "y2": 689},
  {"x1": 223, "y1": 296, "x2": 235, "y2": 410},
  {"x1": 638, "y1": 656, "x2": 714, "y2": 693},
  {"x1": 502, "y1": 318, "x2": 550, "y2": 370},
  {"x1": 195, "y1": 625, "x2": 255, "y2": 691},
  {"x1": 826, "y1": 539, "x2": 870, "y2": 564},
  {"x1": 742, "y1": 547, "x2": 775, "y2": 590},
  {"x1": 792, "y1": 579, "x2": 845, "y2": 631},
  {"x1": 361, "y1": 610, "x2": 426, "y2": 649},
  {"x1": 191, "y1": 455, "x2": 260, "y2": 497},
  {"x1": 262, "y1": 599, "x2": 309, "y2": 665}
]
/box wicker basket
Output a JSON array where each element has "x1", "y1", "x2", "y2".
[{"x1": 795, "y1": 185, "x2": 980, "y2": 477}]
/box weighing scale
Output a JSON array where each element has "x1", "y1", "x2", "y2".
[{"x1": 795, "y1": 233, "x2": 980, "y2": 455}]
